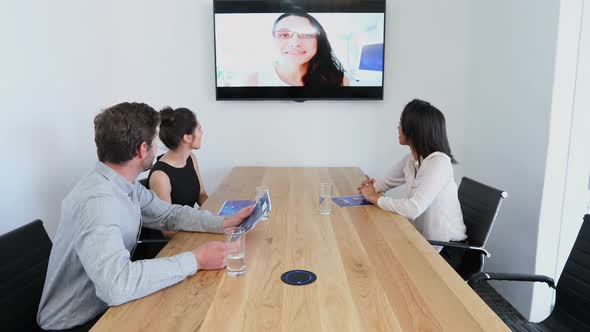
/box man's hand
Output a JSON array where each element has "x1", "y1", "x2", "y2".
[
  {"x1": 360, "y1": 182, "x2": 382, "y2": 205},
  {"x1": 192, "y1": 241, "x2": 227, "y2": 270},
  {"x1": 222, "y1": 206, "x2": 255, "y2": 230},
  {"x1": 358, "y1": 174, "x2": 375, "y2": 190},
  {"x1": 162, "y1": 230, "x2": 177, "y2": 239}
]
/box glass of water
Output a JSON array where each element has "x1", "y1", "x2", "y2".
[
  {"x1": 319, "y1": 182, "x2": 332, "y2": 215},
  {"x1": 256, "y1": 186, "x2": 270, "y2": 220},
  {"x1": 225, "y1": 227, "x2": 246, "y2": 277}
]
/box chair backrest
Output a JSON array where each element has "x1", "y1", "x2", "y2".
[
  {"x1": 552, "y1": 214, "x2": 590, "y2": 330},
  {"x1": 0, "y1": 220, "x2": 52, "y2": 332},
  {"x1": 458, "y1": 177, "x2": 507, "y2": 248}
]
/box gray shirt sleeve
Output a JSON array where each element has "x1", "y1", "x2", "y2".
[
  {"x1": 137, "y1": 183, "x2": 224, "y2": 234},
  {"x1": 75, "y1": 196, "x2": 199, "y2": 306}
]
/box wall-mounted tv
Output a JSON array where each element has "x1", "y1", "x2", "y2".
[{"x1": 214, "y1": 0, "x2": 386, "y2": 101}]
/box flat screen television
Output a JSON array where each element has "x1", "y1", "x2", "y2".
[{"x1": 214, "y1": 0, "x2": 386, "y2": 101}]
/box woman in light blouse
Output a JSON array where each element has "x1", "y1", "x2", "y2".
[{"x1": 359, "y1": 99, "x2": 467, "y2": 269}]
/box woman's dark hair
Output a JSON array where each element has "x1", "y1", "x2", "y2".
[
  {"x1": 158, "y1": 107, "x2": 198, "y2": 150},
  {"x1": 273, "y1": 12, "x2": 345, "y2": 86},
  {"x1": 400, "y1": 99, "x2": 457, "y2": 164}
]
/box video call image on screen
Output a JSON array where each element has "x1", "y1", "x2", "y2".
[{"x1": 215, "y1": 13, "x2": 385, "y2": 88}]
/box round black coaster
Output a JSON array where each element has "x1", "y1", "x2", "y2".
[{"x1": 281, "y1": 270, "x2": 317, "y2": 286}]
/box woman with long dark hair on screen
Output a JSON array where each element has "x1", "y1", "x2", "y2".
[
  {"x1": 248, "y1": 12, "x2": 350, "y2": 87},
  {"x1": 358, "y1": 99, "x2": 467, "y2": 269}
]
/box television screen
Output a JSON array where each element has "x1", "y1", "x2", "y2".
[{"x1": 214, "y1": 0, "x2": 386, "y2": 100}]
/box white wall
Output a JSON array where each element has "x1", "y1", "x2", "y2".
[
  {"x1": 376, "y1": 0, "x2": 468, "y2": 179},
  {"x1": 0, "y1": 0, "x2": 469, "y2": 237},
  {"x1": 0, "y1": 1, "x2": 111, "y2": 237},
  {"x1": 463, "y1": 0, "x2": 561, "y2": 319},
  {"x1": 552, "y1": 0, "x2": 590, "y2": 307},
  {"x1": 463, "y1": 0, "x2": 590, "y2": 321},
  {"x1": 531, "y1": 0, "x2": 587, "y2": 321}
]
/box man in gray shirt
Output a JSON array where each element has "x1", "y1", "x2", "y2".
[{"x1": 37, "y1": 103, "x2": 253, "y2": 331}]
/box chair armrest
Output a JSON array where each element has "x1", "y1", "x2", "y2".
[
  {"x1": 428, "y1": 240, "x2": 490, "y2": 257},
  {"x1": 468, "y1": 272, "x2": 556, "y2": 289},
  {"x1": 137, "y1": 239, "x2": 168, "y2": 244}
]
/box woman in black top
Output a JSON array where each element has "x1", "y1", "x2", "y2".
[{"x1": 147, "y1": 107, "x2": 208, "y2": 238}]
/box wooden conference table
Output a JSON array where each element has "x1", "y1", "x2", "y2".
[{"x1": 92, "y1": 167, "x2": 508, "y2": 332}]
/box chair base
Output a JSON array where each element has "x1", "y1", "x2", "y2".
[{"x1": 472, "y1": 281, "x2": 574, "y2": 332}]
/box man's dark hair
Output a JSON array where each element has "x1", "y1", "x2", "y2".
[
  {"x1": 400, "y1": 99, "x2": 457, "y2": 164},
  {"x1": 94, "y1": 102, "x2": 160, "y2": 164}
]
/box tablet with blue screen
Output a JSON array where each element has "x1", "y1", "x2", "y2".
[
  {"x1": 332, "y1": 194, "x2": 373, "y2": 207},
  {"x1": 239, "y1": 190, "x2": 271, "y2": 232},
  {"x1": 217, "y1": 200, "x2": 257, "y2": 216}
]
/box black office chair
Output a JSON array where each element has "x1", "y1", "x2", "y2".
[
  {"x1": 132, "y1": 178, "x2": 168, "y2": 261},
  {"x1": 468, "y1": 214, "x2": 590, "y2": 331},
  {"x1": 429, "y1": 177, "x2": 508, "y2": 280},
  {"x1": 0, "y1": 220, "x2": 52, "y2": 332}
]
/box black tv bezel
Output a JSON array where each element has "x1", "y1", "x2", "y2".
[{"x1": 213, "y1": 0, "x2": 387, "y2": 101}]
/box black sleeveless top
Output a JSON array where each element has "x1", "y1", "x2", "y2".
[{"x1": 147, "y1": 155, "x2": 201, "y2": 207}]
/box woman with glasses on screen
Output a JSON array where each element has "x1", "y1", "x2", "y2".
[
  {"x1": 247, "y1": 12, "x2": 350, "y2": 87},
  {"x1": 358, "y1": 99, "x2": 467, "y2": 269}
]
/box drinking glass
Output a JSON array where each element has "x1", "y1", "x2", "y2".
[{"x1": 225, "y1": 227, "x2": 246, "y2": 277}]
